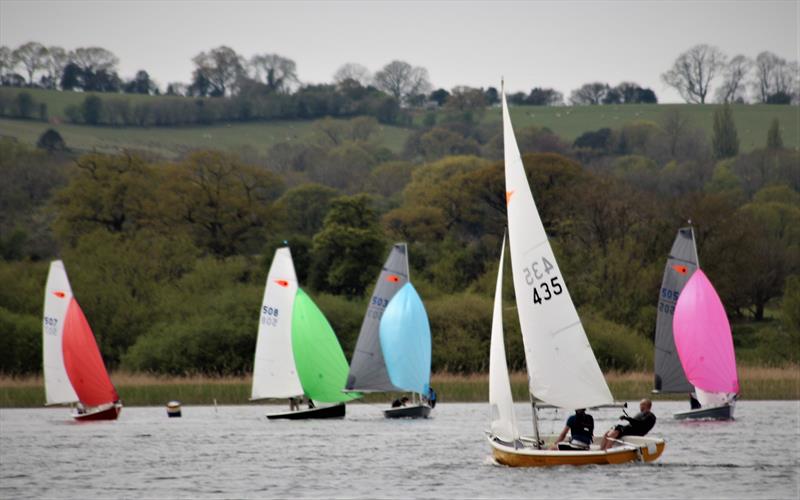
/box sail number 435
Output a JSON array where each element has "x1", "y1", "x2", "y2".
[{"x1": 522, "y1": 256, "x2": 564, "y2": 305}]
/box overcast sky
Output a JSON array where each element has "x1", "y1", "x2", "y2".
[{"x1": 1, "y1": 0, "x2": 797, "y2": 102}]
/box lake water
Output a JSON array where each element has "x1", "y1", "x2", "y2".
[{"x1": 1, "y1": 400, "x2": 798, "y2": 499}]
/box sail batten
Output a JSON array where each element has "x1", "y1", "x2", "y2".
[{"x1": 502, "y1": 90, "x2": 612, "y2": 410}]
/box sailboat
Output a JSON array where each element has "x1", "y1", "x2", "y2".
[
  {"x1": 486, "y1": 86, "x2": 665, "y2": 466},
  {"x1": 43, "y1": 260, "x2": 122, "y2": 421},
  {"x1": 672, "y1": 268, "x2": 739, "y2": 420},
  {"x1": 653, "y1": 227, "x2": 738, "y2": 420},
  {"x1": 345, "y1": 243, "x2": 433, "y2": 419},
  {"x1": 251, "y1": 246, "x2": 359, "y2": 419}
]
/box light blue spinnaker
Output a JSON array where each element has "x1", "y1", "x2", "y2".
[{"x1": 378, "y1": 282, "x2": 431, "y2": 395}]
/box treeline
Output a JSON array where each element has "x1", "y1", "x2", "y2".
[{"x1": 0, "y1": 99, "x2": 798, "y2": 377}]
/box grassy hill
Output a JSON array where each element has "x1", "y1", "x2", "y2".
[{"x1": 0, "y1": 88, "x2": 796, "y2": 157}]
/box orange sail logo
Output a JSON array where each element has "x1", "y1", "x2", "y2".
[
  {"x1": 387, "y1": 275, "x2": 400, "y2": 283},
  {"x1": 672, "y1": 265, "x2": 689, "y2": 275},
  {"x1": 53, "y1": 291, "x2": 66, "y2": 298},
  {"x1": 274, "y1": 280, "x2": 289, "y2": 287},
  {"x1": 506, "y1": 190, "x2": 515, "y2": 205}
]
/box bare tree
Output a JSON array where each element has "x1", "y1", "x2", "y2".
[
  {"x1": 662, "y1": 44, "x2": 726, "y2": 103},
  {"x1": 333, "y1": 63, "x2": 371, "y2": 86},
  {"x1": 192, "y1": 46, "x2": 245, "y2": 96},
  {"x1": 12, "y1": 41, "x2": 49, "y2": 85},
  {"x1": 715, "y1": 55, "x2": 751, "y2": 103},
  {"x1": 0, "y1": 46, "x2": 12, "y2": 79},
  {"x1": 249, "y1": 53, "x2": 298, "y2": 93},
  {"x1": 569, "y1": 82, "x2": 610, "y2": 105},
  {"x1": 751, "y1": 51, "x2": 797, "y2": 103},
  {"x1": 660, "y1": 108, "x2": 692, "y2": 158},
  {"x1": 373, "y1": 60, "x2": 432, "y2": 104},
  {"x1": 43, "y1": 46, "x2": 68, "y2": 89},
  {"x1": 70, "y1": 46, "x2": 119, "y2": 73}
]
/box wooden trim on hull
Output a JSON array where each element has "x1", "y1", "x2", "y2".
[
  {"x1": 383, "y1": 404, "x2": 431, "y2": 419},
  {"x1": 674, "y1": 403, "x2": 734, "y2": 420},
  {"x1": 488, "y1": 436, "x2": 665, "y2": 467},
  {"x1": 73, "y1": 404, "x2": 121, "y2": 421},
  {"x1": 266, "y1": 403, "x2": 346, "y2": 420}
]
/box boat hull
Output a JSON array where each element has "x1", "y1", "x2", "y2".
[
  {"x1": 73, "y1": 403, "x2": 121, "y2": 421},
  {"x1": 266, "y1": 403, "x2": 346, "y2": 420},
  {"x1": 383, "y1": 404, "x2": 431, "y2": 419},
  {"x1": 488, "y1": 434, "x2": 665, "y2": 467},
  {"x1": 674, "y1": 403, "x2": 734, "y2": 420}
]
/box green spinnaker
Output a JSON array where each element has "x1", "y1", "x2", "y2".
[{"x1": 291, "y1": 288, "x2": 361, "y2": 403}]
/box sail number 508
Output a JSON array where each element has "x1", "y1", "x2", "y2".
[{"x1": 522, "y1": 256, "x2": 564, "y2": 305}]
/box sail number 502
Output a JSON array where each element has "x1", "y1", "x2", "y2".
[{"x1": 522, "y1": 256, "x2": 563, "y2": 305}]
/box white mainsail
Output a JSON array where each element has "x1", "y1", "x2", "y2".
[
  {"x1": 42, "y1": 261, "x2": 79, "y2": 406},
  {"x1": 502, "y1": 90, "x2": 613, "y2": 410},
  {"x1": 489, "y1": 235, "x2": 519, "y2": 442},
  {"x1": 251, "y1": 247, "x2": 304, "y2": 400}
]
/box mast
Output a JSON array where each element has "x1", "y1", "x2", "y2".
[
  {"x1": 689, "y1": 221, "x2": 701, "y2": 269},
  {"x1": 529, "y1": 392, "x2": 541, "y2": 449}
]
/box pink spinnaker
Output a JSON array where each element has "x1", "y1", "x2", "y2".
[{"x1": 673, "y1": 270, "x2": 739, "y2": 394}]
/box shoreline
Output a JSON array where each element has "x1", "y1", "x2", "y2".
[{"x1": 1, "y1": 366, "x2": 797, "y2": 407}]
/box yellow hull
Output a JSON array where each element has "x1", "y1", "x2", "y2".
[{"x1": 489, "y1": 436, "x2": 665, "y2": 467}]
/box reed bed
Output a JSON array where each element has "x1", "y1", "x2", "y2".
[{"x1": 1, "y1": 365, "x2": 797, "y2": 408}]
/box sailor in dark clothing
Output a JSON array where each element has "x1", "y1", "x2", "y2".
[
  {"x1": 689, "y1": 392, "x2": 701, "y2": 409},
  {"x1": 551, "y1": 408, "x2": 594, "y2": 450},
  {"x1": 601, "y1": 399, "x2": 657, "y2": 450},
  {"x1": 391, "y1": 396, "x2": 409, "y2": 408}
]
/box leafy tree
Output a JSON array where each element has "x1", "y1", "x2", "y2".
[
  {"x1": 570, "y1": 82, "x2": 609, "y2": 105},
  {"x1": 442, "y1": 86, "x2": 486, "y2": 123},
  {"x1": 526, "y1": 87, "x2": 562, "y2": 106},
  {"x1": 157, "y1": 150, "x2": 284, "y2": 257},
  {"x1": 81, "y1": 95, "x2": 103, "y2": 124},
  {"x1": 36, "y1": 128, "x2": 66, "y2": 152},
  {"x1": 274, "y1": 183, "x2": 339, "y2": 236},
  {"x1": 42, "y1": 46, "x2": 67, "y2": 89},
  {"x1": 767, "y1": 118, "x2": 783, "y2": 149},
  {"x1": 484, "y1": 86, "x2": 499, "y2": 105},
  {"x1": 310, "y1": 194, "x2": 385, "y2": 296},
  {"x1": 124, "y1": 70, "x2": 155, "y2": 94},
  {"x1": 662, "y1": 44, "x2": 726, "y2": 103},
  {"x1": 712, "y1": 104, "x2": 739, "y2": 159},
  {"x1": 573, "y1": 127, "x2": 613, "y2": 151},
  {"x1": 60, "y1": 62, "x2": 83, "y2": 90},
  {"x1": 14, "y1": 91, "x2": 33, "y2": 118},
  {"x1": 429, "y1": 88, "x2": 450, "y2": 106}
]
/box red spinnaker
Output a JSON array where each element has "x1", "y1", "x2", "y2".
[{"x1": 62, "y1": 299, "x2": 119, "y2": 406}]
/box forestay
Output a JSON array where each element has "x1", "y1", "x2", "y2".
[
  {"x1": 42, "y1": 261, "x2": 79, "y2": 406},
  {"x1": 291, "y1": 288, "x2": 360, "y2": 403},
  {"x1": 379, "y1": 283, "x2": 431, "y2": 395},
  {"x1": 653, "y1": 228, "x2": 697, "y2": 393},
  {"x1": 489, "y1": 235, "x2": 519, "y2": 442},
  {"x1": 251, "y1": 248, "x2": 304, "y2": 400},
  {"x1": 502, "y1": 91, "x2": 613, "y2": 410},
  {"x1": 673, "y1": 270, "x2": 739, "y2": 397},
  {"x1": 345, "y1": 243, "x2": 408, "y2": 392}
]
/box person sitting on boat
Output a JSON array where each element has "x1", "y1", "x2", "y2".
[
  {"x1": 550, "y1": 408, "x2": 594, "y2": 450},
  {"x1": 391, "y1": 396, "x2": 409, "y2": 408},
  {"x1": 600, "y1": 399, "x2": 657, "y2": 450},
  {"x1": 289, "y1": 397, "x2": 300, "y2": 411},
  {"x1": 689, "y1": 392, "x2": 701, "y2": 409},
  {"x1": 306, "y1": 398, "x2": 316, "y2": 409}
]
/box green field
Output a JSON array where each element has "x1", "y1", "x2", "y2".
[
  {"x1": 1, "y1": 88, "x2": 796, "y2": 158},
  {"x1": 0, "y1": 117, "x2": 411, "y2": 159},
  {"x1": 496, "y1": 103, "x2": 799, "y2": 151},
  {"x1": 1, "y1": 367, "x2": 796, "y2": 407}
]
